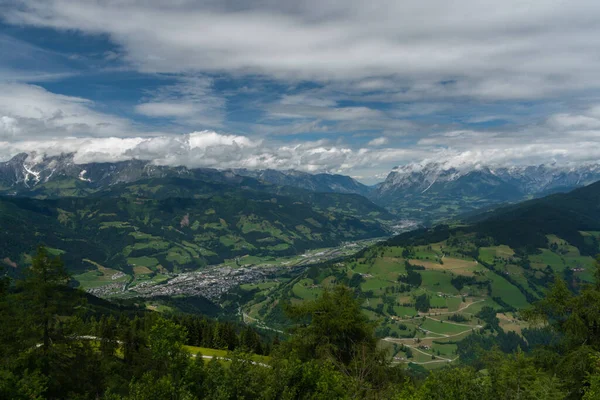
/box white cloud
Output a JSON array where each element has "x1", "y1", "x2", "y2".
[
  {"x1": 0, "y1": 116, "x2": 21, "y2": 138},
  {"x1": 0, "y1": 130, "x2": 428, "y2": 179},
  {"x1": 367, "y1": 137, "x2": 388, "y2": 146},
  {"x1": 2, "y1": 117, "x2": 600, "y2": 183},
  {"x1": 406, "y1": 107, "x2": 600, "y2": 169},
  {"x1": 5, "y1": 0, "x2": 600, "y2": 100},
  {"x1": 188, "y1": 131, "x2": 257, "y2": 149},
  {"x1": 547, "y1": 107, "x2": 600, "y2": 131},
  {"x1": 267, "y1": 102, "x2": 384, "y2": 122},
  {"x1": 255, "y1": 120, "x2": 331, "y2": 136},
  {"x1": 0, "y1": 83, "x2": 133, "y2": 139},
  {"x1": 136, "y1": 102, "x2": 198, "y2": 118},
  {"x1": 279, "y1": 94, "x2": 337, "y2": 108},
  {"x1": 263, "y1": 90, "x2": 411, "y2": 134},
  {"x1": 135, "y1": 76, "x2": 225, "y2": 127}
]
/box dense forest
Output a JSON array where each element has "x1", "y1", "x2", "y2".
[{"x1": 1, "y1": 247, "x2": 600, "y2": 399}]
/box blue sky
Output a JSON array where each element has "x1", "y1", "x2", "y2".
[{"x1": 1, "y1": 1, "x2": 600, "y2": 183}]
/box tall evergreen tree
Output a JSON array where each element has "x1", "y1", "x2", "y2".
[
  {"x1": 285, "y1": 285, "x2": 377, "y2": 365},
  {"x1": 17, "y1": 246, "x2": 75, "y2": 354}
]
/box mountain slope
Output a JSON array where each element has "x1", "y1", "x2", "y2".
[
  {"x1": 94, "y1": 175, "x2": 393, "y2": 221},
  {"x1": 372, "y1": 162, "x2": 600, "y2": 222},
  {"x1": 0, "y1": 177, "x2": 389, "y2": 278},
  {"x1": 231, "y1": 168, "x2": 373, "y2": 197},
  {"x1": 0, "y1": 153, "x2": 373, "y2": 198},
  {"x1": 0, "y1": 152, "x2": 392, "y2": 222},
  {"x1": 0, "y1": 153, "x2": 252, "y2": 197},
  {"x1": 236, "y1": 182, "x2": 600, "y2": 363},
  {"x1": 468, "y1": 180, "x2": 600, "y2": 254},
  {"x1": 385, "y1": 180, "x2": 600, "y2": 254}
]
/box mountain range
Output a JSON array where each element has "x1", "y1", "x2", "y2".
[
  {"x1": 231, "y1": 168, "x2": 373, "y2": 197},
  {"x1": 379, "y1": 162, "x2": 600, "y2": 196},
  {"x1": 2, "y1": 152, "x2": 600, "y2": 224},
  {"x1": 0, "y1": 153, "x2": 393, "y2": 278},
  {"x1": 372, "y1": 161, "x2": 600, "y2": 221},
  {"x1": 0, "y1": 153, "x2": 373, "y2": 198}
]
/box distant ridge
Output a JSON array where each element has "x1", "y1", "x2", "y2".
[
  {"x1": 0, "y1": 153, "x2": 372, "y2": 197},
  {"x1": 371, "y1": 161, "x2": 600, "y2": 221}
]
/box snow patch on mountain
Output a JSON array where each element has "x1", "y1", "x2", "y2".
[
  {"x1": 78, "y1": 170, "x2": 92, "y2": 182},
  {"x1": 378, "y1": 160, "x2": 600, "y2": 198},
  {"x1": 21, "y1": 163, "x2": 41, "y2": 187}
]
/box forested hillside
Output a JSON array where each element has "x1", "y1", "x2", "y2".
[
  {"x1": 234, "y1": 181, "x2": 600, "y2": 369},
  {"x1": 1, "y1": 247, "x2": 600, "y2": 399},
  {"x1": 467, "y1": 179, "x2": 600, "y2": 253},
  {"x1": 0, "y1": 177, "x2": 390, "y2": 280}
]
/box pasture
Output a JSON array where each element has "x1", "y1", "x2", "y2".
[
  {"x1": 479, "y1": 245, "x2": 515, "y2": 264},
  {"x1": 411, "y1": 257, "x2": 480, "y2": 276},
  {"x1": 420, "y1": 318, "x2": 476, "y2": 336},
  {"x1": 488, "y1": 274, "x2": 529, "y2": 309},
  {"x1": 74, "y1": 259, "x2": 129, "y2": 289}
]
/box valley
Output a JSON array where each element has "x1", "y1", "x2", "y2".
[
  {"x1": 232, "y1": 233, "x2": 592, "y2": 364},
  {"x1": 2, "y1": 152, "x2": 600, "y2": 371},
  {"x1": 3, "y1": 2, "x2": 600, "y2": 397},
  {"x1": 221, "y1": 181, "x2": 600, "y2": 364},
  {"x1": 79, "y1": 238, "x2": 384, "y2": 300}
]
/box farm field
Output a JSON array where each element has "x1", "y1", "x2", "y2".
[
  {"x1": 238, "y1": 230, "x2": 580, "y2": 369},
  {"x1": 420, "y1": 318, "x2": 477, "y2": 335},
  {"x1": 73, "y1": 259, "x2": 129, "y2": 289}
]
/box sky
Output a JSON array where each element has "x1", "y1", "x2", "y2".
[{"x1": 1, "y1": 0, "x2": 600, "y2": 183}]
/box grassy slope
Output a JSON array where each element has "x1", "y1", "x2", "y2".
[
  {"x1": 0, "y1": 178, "x2": 389, "y2": 283},
  {"x1": 235, "y1": 182, "x2": 600, "y2": 366}
]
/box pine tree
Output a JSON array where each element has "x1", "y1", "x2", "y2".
[
  {"x1": 98, "y1": 315, "x2": 118, "y2": 357},
  {"x1": 17, "y1": 246, "x2": 79, "y2": 356},
  {"x1": 285, "y1": 285, "x2": 378, "y2": 365}
]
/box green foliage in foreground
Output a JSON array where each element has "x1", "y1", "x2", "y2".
[{"x1": 2, "y1": 247, "x2": 600, "y2": 399}]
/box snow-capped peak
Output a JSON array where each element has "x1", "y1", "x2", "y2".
[{"x1": 378, "y1": 160, "x2": 600, "y2": 198}]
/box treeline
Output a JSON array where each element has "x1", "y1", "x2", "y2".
[
  {"x1": 2, "y1": 247, "x2": 600, "y2": 399},
  {"x1": 89, "y1": 313, "x2": 271, "y2": 357},
  {"x1": 173, "y1": 315, "x2": 269, "y2": 355},
  {"x1": 397, "y1": 260, "x2": 424, "y2": 287},
  {"x1": 0, "y1": 247, "x2": 274, "y2": 399}
]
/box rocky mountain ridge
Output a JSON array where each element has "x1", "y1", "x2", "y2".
[
  {"x1": 376, "y1": 161, "x2": 600, "y2": 199},
  {"x1": 0, "y1": 153, "x2": 371, "y2": 197}
]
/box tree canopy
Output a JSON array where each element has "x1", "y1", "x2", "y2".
[{"x1": 1, "y1": 247, "x2": 600, "y2": 399}]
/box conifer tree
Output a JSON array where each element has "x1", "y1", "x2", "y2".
[{"x1": 17, "y1": 246, "x2": 79, "y2": 356}]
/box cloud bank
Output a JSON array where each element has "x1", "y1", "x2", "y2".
[
  {"x1": 0, "y1": 130, "x2": 423, "y2": 174},
  {"x1": 1, "y1": 85, "x2": 600, "y2": 182},
  {"x1": 0, "y1": 83, "x2": 132, "y2": 140},
  {"x1": 2, "y1": 116, "x2": 600, "y2": 181},
  {"x1": 1, "y1": 1, "x2": 600, "y2": 182},
  {"x1": 5, "y1": 0, "x2": 600, "y2": 100}
]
